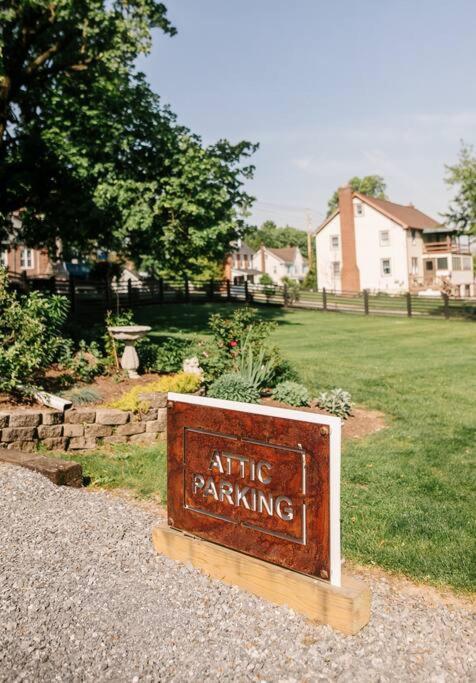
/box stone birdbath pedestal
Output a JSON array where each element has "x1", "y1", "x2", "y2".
[{"x1": 107, "y1": 325, "x2": 151, "y2": 379}]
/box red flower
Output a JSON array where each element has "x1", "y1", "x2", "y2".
[{"x1": 229, "y1": 340, "x2": 238, "y2": 347}]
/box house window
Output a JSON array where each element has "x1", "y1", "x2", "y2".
[
  {"x1": 411, "y1": 229, "x2": 417, "y2": 245},
  {"x1": 463, "y1": 256, "x2": 472, "y2": 271},
  {"x1": 381, "y1": 258, "x2": 391, "y2": 276},
  {"x1": 0, "y1": 249, "x2": 7, "y2": 268},
  {"x1": 235, "y1": 254, "x2": 241, "y2": 267},
  {"x1": 436, "y1": 257, "x2": 448, "y2": 270},
  {"x1": 452, "y1": 256, "x2": 462, "y2": 271},
  {"x1": 330, "y1": 235, "x2": 339, "y2": 249},
  {"x1": 20, "y1": 248, "x2": 34, "y2": 270},
  {"x1": 425, "y1": 261, "x2": 433, "y2": 272},
  {"x1": 243, "y1": 254, "x2": 248, "y2": 270},
  {"x1": 411, "y1": 257, "x2": 418, "y2": 275},
  {"x1": 379, "y1": 230, "x2": 390, "y2": 247},
  {"x1": 354, "y1": 203, "x2": 364, "y2": 217},
  {"x1": 332, "y1": 261, "x2": 340, "y2": 276}
]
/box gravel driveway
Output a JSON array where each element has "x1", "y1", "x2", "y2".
[{"x1": 0, "y1": 463, "x2": 474, "y2": 682}]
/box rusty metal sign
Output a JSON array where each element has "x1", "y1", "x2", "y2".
[{"x1": 167, "y1": 393, "x2": 341, "y2": 585}]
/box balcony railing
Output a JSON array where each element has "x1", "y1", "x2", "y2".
[{"x1": 423, "y1": 239, "x2": 469, "y2": 254}]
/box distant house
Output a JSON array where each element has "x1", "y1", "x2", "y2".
[
  {"x1": 255, "y1": 245, "x2": 308, "y2": 284},
  {"x1": 315, "y1": 186, "x2": 475, "y2": 296},
  {"x1": 225, "y1": 241, "x2": 261, "y2": 284},
  {"x1": 1, "y1": 213, "x2": 53, "y2": 279}
]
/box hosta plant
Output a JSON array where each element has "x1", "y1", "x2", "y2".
[
  {"x1": 316, "y1": 388, "x2": 353, "y2": 419},
  {"x1": 272, "y1": 381, "x2": 310, "y2": 407}
]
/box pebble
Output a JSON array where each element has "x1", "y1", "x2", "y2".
[{"x1": 0, "y1": 463, "x2": 474, "y2": 682}]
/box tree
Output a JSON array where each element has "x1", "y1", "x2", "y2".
[
  {"x1": 246, "y1": 220, "x2": 308, "y2": 254},
  {"x1": 326, "y1": 175, "x2": 387, "y2": 215},
  {"x1": 444, "y1": 142, "x2": 476, "y2": 235},
  {"x1": 0, "y1": 2, "x2": 257, "y2": 273}
]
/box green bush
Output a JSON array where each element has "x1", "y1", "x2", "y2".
[
  {"x1": 272, "y1": 380, "x2": 310, "y2": 407},
  {"x1": 209, "y1": 307, "x2": 276, "y2": 350},
  {"x1": 282, "y1": 276, "x2": 300, "y2": 303},
  {"x1": 140, "y1": 336, "x2": 193, "y2": 373},
  {"x1": 316, "y1": 388, "x2": 353, "y2": 419},
  {"x1": 0, "y1": 268, "x2": 70, "y2": 394},
  {"x1": 63, "y1": 340, "x2": 106, "y2": 383},
  {"x1": 207, "y1": 373, "x2": 260, "y2": 403},
  {"x1": 59, "y1": 387, "x2": 102, "y2": 405}
]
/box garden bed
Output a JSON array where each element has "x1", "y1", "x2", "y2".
[{"x1": 260, "y1": 399, "x2": 386, "y2": 440}]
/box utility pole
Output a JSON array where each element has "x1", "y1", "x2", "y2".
[{"x1": 306, "y1": 210, "x2": 313, "y2": 263}]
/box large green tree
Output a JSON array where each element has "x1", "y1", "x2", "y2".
[
  {"x1": 444, "y1": 142, "x2": 476, "y2": 235},
  {"x1": 246, "y1": 220, "x2": 308, "y2": 254},
  {"x1": 0, "y1": 1, "x2": 257, "y2": 273},
  {"x1": 326, "y1": 175, "x2": 387, "y2": 216}
]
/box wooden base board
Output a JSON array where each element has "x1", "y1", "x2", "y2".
[{"x1": 152, "y1": 523, "x2": 371, "y2": 635}]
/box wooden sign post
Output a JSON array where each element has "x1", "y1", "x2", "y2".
[{"x1": 152, "y1": 394, "x2": 370, "y2": 634}]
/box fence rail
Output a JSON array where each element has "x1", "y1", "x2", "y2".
[{"x1": 7, "y1": 273, "x2": 476, "y2": 320}]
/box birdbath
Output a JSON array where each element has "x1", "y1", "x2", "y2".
[{"x1": 107, "y1": 325, "x2": 151, "y2": 379}]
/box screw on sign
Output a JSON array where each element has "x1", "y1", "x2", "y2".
[{"x1": 166, "y1": 393, "x2": 341, "y2": 586}]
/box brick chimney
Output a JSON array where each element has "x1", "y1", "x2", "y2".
[{"x1": 339, "y1": 185, "x2": 360, "y2": 291}]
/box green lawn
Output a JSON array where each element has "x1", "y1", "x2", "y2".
[{"x1": 72, "y1": 303, "x2": 476, "y2": 592}]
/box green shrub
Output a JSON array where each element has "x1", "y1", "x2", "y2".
[
  {"x1": 188, "y1": 337, "x2": 232, "y2": 384},
  {"x1": 62, "y1": 340, "x2": 106, "y2": 383},
  {"x1": 209, "y1": 307, "x2": 276, "y2": 350},
  {"x1": 282, "y1": 276, "x2": 300, "y2": 303},
  {"x1": 259, "y1": 273, "x2": 276, "y2": 298},
  {"x1": 207, "y1": 373, "x2": 260, "y2": 403},
  {"x1": 109, "y1": 372, "x2": 201, "y2": 412},
  {"x1": 141, "y1": 336, "x2": 194, "y2": 373},
  {"x1": 0, "y1": 268, "x2": 70, "y2": 394},
  {"x1": 59, "y1": 387, "x2": 102, "y2": 405},
  {"x1": 272, "y1": 380, "x2": 310, "y2": 407},
  {"x1": 316, "y1": 388, "x2": 353, "y2": 419}
]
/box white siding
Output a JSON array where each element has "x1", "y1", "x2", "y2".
[
  {"x1": 315, "y1": 214, "x2": 342, "y2": 291},
  {"x1": 252, "y1": 248, "x2": 307, "y2": 284},
  {"x1": 353, "y1": 200, "x2": 408, "y2": 292},
  {"x1": 316, "y1": 201, "x2": 408, "y2": 292}
]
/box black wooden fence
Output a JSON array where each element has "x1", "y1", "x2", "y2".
[{"x1": 9, "y1": 273, "x2": 475, "y2": 320}]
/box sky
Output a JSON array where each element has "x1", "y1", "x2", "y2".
[{"x1": 138, "y1": 0, "x2": 476, "y2": 231}]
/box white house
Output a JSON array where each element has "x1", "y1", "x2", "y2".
[
  {"x1": 226, "y1": 241, "x2": 261, "y2": 283},
  {"x1": 254, "y1": 245, "x2": 308, "y2": 284},
  {"x1": 315, "y1": 186, "x2": 475, "y2": 296}
]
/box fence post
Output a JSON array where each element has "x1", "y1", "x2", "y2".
[
  {"x1": 104, "y1": 277, "x2": 111, "y2": 309},
  {"x1": 406, "y1": 291, "x2": 412, "y2": 317},
  {"x1": 69, "y1": 276, "x2": 76, "y2": 312},
  {"x1": 209, "y1": 279, "x2": 214, "y2": 301},
  {"x1": 443, "y1": 292, "x2": 450, "y2": 319},
  {"x1": 226, "y1": 279, "x2": 231, "y2": 301},
  {"x1": 158, "y1": 277, "x2": 164, "y2": 303},
  {"x1": 127, "y1": 278, "x2": 133, "y2": 308},
  {"x1": 363, "y1": 289, "x2": 369, "y2": 315},
  {"x1": 322, "y1": 287, "x2": 327, "y2": 311},
  {"x1": 184, "y1": 275, "x2": 190, "y2": 302},
  {"x1": 244, "y1": 280, "x2": 249, "y2": 303}
]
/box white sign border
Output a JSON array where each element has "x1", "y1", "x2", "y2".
[{"x1": 168, "y1": 392, "x2": 342, "y2": 587}]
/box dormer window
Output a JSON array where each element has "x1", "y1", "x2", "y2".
[{"x1": 355, "y1": 203, "x2": 364, "y2": 217}]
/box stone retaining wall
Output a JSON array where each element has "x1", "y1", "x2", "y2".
[{"x1": 0, "y1": 394, "x2": 167, "y2": 453}]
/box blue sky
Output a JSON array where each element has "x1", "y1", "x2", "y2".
[{"x1": 138, "y1": 0, "x2": 476, "y2": 230}]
